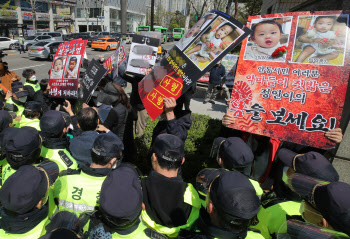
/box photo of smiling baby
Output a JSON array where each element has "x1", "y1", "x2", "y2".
[
  {"x1": 50, "y1": 56, "x2": 66, "y2": 79},
  {"x1": 244, "y1": 17, "x2": 292, "y2": 62},
  {"x1": 292, "y1": 15, "x2": 348, "y2": 66},
  {"x1": 185, "y1": 16, "x2": 244, "y2": 70}
]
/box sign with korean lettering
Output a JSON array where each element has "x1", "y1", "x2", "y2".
[
  {"x1": 228, "y1": 10, "x2": 350, "y2": 149},
  {"x1": 139, "y1": 10, "x2": 251, "y2": 120},
  {"x1": 102, "y1": 44, "x2": 120, "y2": 75},
  {"x1": 80, "y1": 59, "x2": 107, "y2": 103},
  {"x1": 126, "y1": 34, "x2": 160, "y2": 75},
  {"x1": 49, "y1": 39, "x2": 87, "y2": 99}
]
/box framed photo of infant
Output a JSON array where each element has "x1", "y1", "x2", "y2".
[
  {"x1": 184, "y1": 16, "x2": 245, "y2": 71},
  {"x1": 50, "y1": 56, "x2": 66, "y2": 79},
  {"x1": 243, "y1": 17, "x2": 292, "y2": 62},
  {"x1": 63, "y1": 55, "x2": 81, "y2": 79},
  {"x1": 291, "y1": 14, "x2": 349, "y2": 66}
]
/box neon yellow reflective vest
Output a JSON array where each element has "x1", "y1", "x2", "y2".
[
  {"x1": 17, "y1": 116, "x2": 40, "y2": 131},
  {"x1": 251, "y1": 199, "x2": 301, "y2": 239},
  {"x1": 0, "y1": 217, "x2": 48, "y2": 239},
  {"x1": 6, "y1": 97, "x2": 24, "y2": 116},
  {"x1": 0, "y1": 159, "x2": 7, "y2": 188},
  {"x1": 24, "y1": 81, "x2": 40, "y2": 92},
  {"x1": 141, "y1": 183, "x2": 201, "y2": 238},
  {"x1": 54, "y1": 170, "x2": 106, "y2": 215},
  {"x1": 41, "y1": 147, "x2": 78, "y2": 172}
]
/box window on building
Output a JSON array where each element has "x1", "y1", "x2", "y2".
[
  {"x1": 20, "y1": 0, "x2": 48, "y2": 12},
  {"x1": 89, "y1": 8, "x2": 101, "y2": 18}
]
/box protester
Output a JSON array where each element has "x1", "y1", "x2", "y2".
[
  {"x1": 0, "y1": 57, "x2": 21, "y2": 92},
  {"x1": 204, "y1": 60, "x2": 226, "y2": 104},
  {"x1": 175, "y1": 83, "x2": 196, "y2": 111},
  {"x1": 54, "y1": 133, "x2": 123, "y2": 215},
  {"x1": 141, "y1": 134, "x2": 201, "y2": 238},
  {"x1": 22, "y1": 69, "x2": 41, "y2": 100}
]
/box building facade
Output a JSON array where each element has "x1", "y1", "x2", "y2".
[
  {"x1": 0, "y1": 0, "x2": 76, "y2": 36},
  {"x1": 261, "y1": 0, "x2": 350, "y2": 14},
  {"x1": 75, "y1": 0, "x2": 146, "y2": 33}
]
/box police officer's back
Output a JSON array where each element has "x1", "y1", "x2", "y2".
[
  {"x1": 141, "y1": 134, "x2": 201, "y2": 238},
  {"x1": 211, "y1": 137, "x2": 264, "y2": 198},
  {"x1": 54, "y1": 133, "x2": 124, "y2": 215},
  {"x1": 180, "y1": 170, "x2": 264, "y2": 239},
  {"x1": 17, "y1": 101, "x2": 42, "y2": 131},
  {"x1": 40, "y1": 110, "x2": 78, "y2": 172},
  {"x1": 86, "y1": 164, "x2": 167, "y2": 238},
  {"x1": 5, "y1": 82, "x2": 28, "y2": 116},
  {"x1": 0, "y1": 163, "x2": 58, "y2": 238}
]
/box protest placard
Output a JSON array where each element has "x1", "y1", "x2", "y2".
[
  {"x1": 103, "y1": 43, "x2": 120, "y2": 75},
  {"x1": 80, "y1": 59, "x2": 107, "y2": 103},
  {"x1": 49, "y1": 39, "x2": 87, "y2": 99},
  {"x1": 126, "y1": 34, "x2": 161, "y2": 75},
  {"x1": 138, "y1": 10, "x2": 251, "y2": 120},
  {"x1": 228, "y1": 10, "x2": 350, "y2": 149}
]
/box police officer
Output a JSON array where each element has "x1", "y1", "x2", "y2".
[
  {"x1": 141, "y1": 134, "x2": 201, "y2": 238},
  {"x1": 5, "y1": 82, "x2": 28, "y2": 116},
  {"x1": 86, "y1": 164, "x2": 167, "y2": 238},
  {"x1": 39, "y1": 228, "x2": 81, "y2": 239},
  {"x1": 0, "y1": 110, "x2": 14, "y2": 187},
  {"x1": 54, "y1": 133, "x2": 124, "y2": 215},
  {"x1": 1, "y1": 127, "x2": 45, "y2": 183},
  {"x1": 22, "y1": 69, "x2": 40, "y2": 100},
  {"x1": 0, "y1": 163, "x2": 59, "y2": 238},
  {"x1": 40, "y1": 110, "x2": 78, "y2": 172},
  {"x1": 211, "y1": 137, "x2": 264, "y2": 198},
  {"x1": 17, "y1": 101, "x2": 42, "y2": 131},
  {"x1": 281, "y1": 171, "x2": 350, "y2": 237},
  {"x1": 180, "y1": 170, "x2": 264, "y2": 238}
]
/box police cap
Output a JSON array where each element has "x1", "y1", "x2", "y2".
[
  {"x1": 0, "y1": 165, "x2": 49, "y2": 214},
  {"x1": 209, "y1": 171, "x2": 260, "y2": 223},
  {"x1": 4, "y1": 127, "x2": 41, "y2": 169},
  {"x1": 278, "y1": 148, "x2": 339, "y2": 182},
  {"x1": 11, "y1": 82, "x2": 28, "y2": 98},
  {"x1": 25, "y1": 101, "x2": 42, "y2": 112},
  {"x1": 0, "y1": 110, "x2": 13, "y2": 131},
  {"x1": 91, "y1": 133, "x2": 124, "y2": 158},
  {"x1": 153, "y1": 134, "x2": 184, "y2": 162},
  {"x1": 100, "y1": 164, "x2": 142, "y2": 225},
  {"x1": 39, "y1": 228, "x2": 80, "y2": 239},
  {"x1": 40, "y1": 110, "x2": 70, "y2": 136},
  {"x1": 211, "y1": 137, "x2": 254, "y2": 170}
]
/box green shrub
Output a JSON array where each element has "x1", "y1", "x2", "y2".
[{"x1": 134, "y1": 113, "x2": 222, "y2": 183}]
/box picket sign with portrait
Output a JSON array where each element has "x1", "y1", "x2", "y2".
[
  {"x1": 103, "y1": 43, "x2": 120, "y2": 75},
  {"x1": 139, "y1": 10, "x2": 251, "y2": 120},
  {"x1": 198, "y1": 54, "x2": 239, "y2": 86},
  {"x1": 49, "y1": 39, "x2": 87, "y2": 99},
  {"x1": 228, "y1": 10, "x2": 350, "y2": 149},
  {"x1": 126, "y1": 34, "x2": 160, "y2": 75}
]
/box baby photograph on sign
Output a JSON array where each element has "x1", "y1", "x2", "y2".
[
  {"x1": 184, "y1": 16, "x2": 245, "y2": 70},
  {"x1": 292, "y1": 14, "x2": 349, "y2": 66},
  {"x1": 50, "y1": 56, "x2": 66, "y2": 79},
  {"x1": 244, "y1": 17, "x2": 292, "y2": 62},
  {"x1": 64, "y1": 55, "x2": 81, "y2": 79}
]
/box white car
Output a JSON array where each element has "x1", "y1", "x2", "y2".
[{"x1": 0, "y1": 37, "x2": 18, "y2": 50}]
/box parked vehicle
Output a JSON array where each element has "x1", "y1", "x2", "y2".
[
  {"x1": 0, "y1": 37, "x2": 19, "y2": 50},
  {"x1": 167, "y1": 33, "x2": 174, "y2": 42},
  {"x1": 87, "y1": 32, "x2": 110, "y2": 47},
  {"x1": 111, "y1": 32, "x2": 121, "y2": 41},
  {"x1": 41, "y1": 32, "x2": 63, "y2": 41},
  {"x1": 91, "y1": 37, "x2": 119, "y2": 51},
  {"x1": 28, "y1": 41, "x2": 64, "y2": 60},
  {"x1": 24, "y1": 35, "x2": 53, "y2": 51}
]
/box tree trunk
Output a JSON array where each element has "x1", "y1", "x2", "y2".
[
  {"x1": 184, "y1": 0, "x2": 191, "y2": 32},
  {"x1": 120, "y1": 0, "x2": 127, "y2": 34},
  {"x1": 234, "y1": 0, "x2": 238, "y2": 18},
  {"x1": 31, "y1": 0, "x2": 36, "y2": 33},
  {"x1": 226, "y1": 0, "x2": 233, "y2": 15},
  {"x1": 151, "y1": 0, "x2": 154, "y2": 31}
]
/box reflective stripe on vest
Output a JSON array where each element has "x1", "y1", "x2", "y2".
[
  {"x1": 24, "y1": 81, "x2": 40, "y2": 92},
  {"x1": 141, "y1": 183, "x2": 201, "y2": 238},
  {"x1": 58, "y1": 199, "x2": 95, "y2": 212},
  {"x1": 6, "y1": 97, "x2": 24, "y2": 116}
]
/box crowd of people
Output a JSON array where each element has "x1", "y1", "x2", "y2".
[{"x1": 0, "y1": 45, "x2": 349, "y2": 239}]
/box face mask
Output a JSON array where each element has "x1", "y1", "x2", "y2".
[
  {"x1": 96, "y1": 101, "x2": 102, "y2": 107},
  {"x1": 19, "y1": 96, "x2": 27, "y2": 103},
  {"x1": 29, "y1": 75, "x2": 37, "y2": 81}
]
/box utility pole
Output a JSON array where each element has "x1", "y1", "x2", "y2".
[
  {"x1": 120, "y1": 0, "x2": 126, "y2": 35},
  {"x1": 150, "y1": 0, "x2": 154, "y2": 31}
]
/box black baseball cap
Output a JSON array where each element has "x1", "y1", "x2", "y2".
[
  {"x1": 91, "y1": 133, "x2": 124, "y2": 158},
  {"x1": 0, "y1": 110, "x2": 14, "y2": 131},
  {"x1": 100, "y1": 164, "x2": 142, "y2": 227},
  {"x1": 209, "y1": 171, "x2": 260, "y2": 224},
  {"x1": 25, "y1": 101, "x2": 42, "y2": 112},
  {"x1": 211, "y1": 137, "x2": 254, "y2": 170},
  {"x1": 153, "y1": 134, "x2": 185, "y2": 162},
  {"x1": 278, "y1": 149, "x2": 339, "y2": 182},
  {"x1": 11, "y1": 82, "x2": 28, "y2": 98},
  {"x1": 4, "y1": 127, "x2": 42, "y2": 169},
  {"x1": 290, "y1": 173, "x2": 350, "y2": 236},
  {"x1": 40, "y1": 110, "x2": 70, "y2": 136},
  {"x1": 39, "y1": 228, "x2": 80, "y2": 239},
  {"x1": 0, "y1": 164, "x2": 57, "y2": 214}
]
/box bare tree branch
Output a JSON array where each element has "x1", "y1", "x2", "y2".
[{"x1": 226, "y1": 0, "x2": 233, "y2": 15}]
